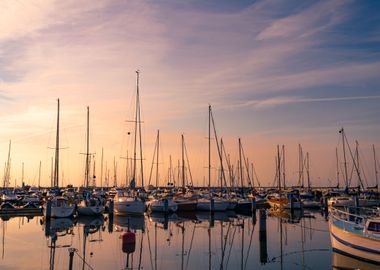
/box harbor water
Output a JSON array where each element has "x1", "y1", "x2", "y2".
[{"x1": 1, "y1": 209, "x2": 373, "y2": 270}]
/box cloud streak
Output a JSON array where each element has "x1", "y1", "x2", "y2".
[{"x1": 231, "y1": 95, "x2": 380, "y2": 110}]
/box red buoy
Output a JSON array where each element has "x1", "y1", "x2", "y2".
[{"x1": 122, "y1": 231, "x2": 136, "y2": 254}]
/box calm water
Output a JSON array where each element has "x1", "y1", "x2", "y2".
[{"x1": 0, "y1": 210, "x2": 377, "y2": 270}]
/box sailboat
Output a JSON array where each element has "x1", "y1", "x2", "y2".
[
  {"x1": 196, "y1": 105, "x2": 229, "y2": 212},
  {"x1": 44, "y1": 99, "x2": 75, "y2": 218},
  {"x1": 77, "y1": 107, "x2": 105, "y2": 216},
  {"x1": 174, "y1": 134, "x2": 197, "y2": 211},
  {"x1": 146, "y1": 130, "x2": 178, "y2": 213},
  {"x1": 267, "y1": 145, "x2": 302, "y2": 210},
  {"x1": 1, "y1": 141, "x2": 18, "y2": 204},
  {"x1": 114, "y1": 70, "x2": 145, "y2": 215}
]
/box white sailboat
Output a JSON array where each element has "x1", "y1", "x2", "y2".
[
  {"x1": 44, "y1": 99, "x2": 75, "y2": 218},
  {"x1": 196, "y1": 106, "x2": 229, "y2": 212},
  {"x1": 114, "y1": 191, "x2": 145, "y2": 215},
  {"x1": 77, "y1": 107, "x2": 105, "y2": 216},
  {"x1": 114, "y1": 70, "x2": 145, "y2": 215}
]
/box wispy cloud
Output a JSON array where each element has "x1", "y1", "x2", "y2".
[{"x1": 231, "y1": 95, "x2": 380, "y2": 110}]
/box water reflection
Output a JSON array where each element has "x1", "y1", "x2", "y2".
[
  {"x1": 0, "y1": 210, "x2": 355, "y2": 270},
  {"x1": 43, "y1": 218, "x2": 74, "y2": 270}
]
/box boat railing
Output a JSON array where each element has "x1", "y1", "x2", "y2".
[{"x1": 330, "y1": 206, "x2": 380, "y2": 231}]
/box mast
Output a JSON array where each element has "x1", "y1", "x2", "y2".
[
  {"x1": 137, "y1": 71, "x2": 144, "y2": 188},
  {"x1": 182, "y1": 134, "x2": 185, "y2": 193},
  {"x1": 38, "y1": 161, "x2": 41, "y2": 189},
  {"x1": 355, "y1": 140, "x2": 362, "y2": 189},
  {"x1": 339, "y1": 128, "x2": 349, "y2": 189},
  {"x1": 21, "y1": 162, "x2": 24, "y2": 186},
  {"x1": 131, "y1": 70, "x2": 144, "y2": 188},
  {"x1": 210, "y1": 107, "x2": 226, "y2": 191},
  {"x1": 53, "y1": 99, "x2": 60, "y2": 188},
  {"x1": 100, "y1": 148, "x2": 104, "y2": 188},
  {"x1": 92, "y1": 158, "x2": 96, "y2": 187},
  {"x1": 336, "y1": 148, "x2": 339, "y2": 188},
  {"x1": 3, "y1": 140, "x2": 11, "y2": 189},
  {"x1": 277, "y1": 145, "x2": 281, "y2": 191},
  {"x1": 373, "y1": 145, "x2": 378, "y2": 188},
  {"x1": 169, "y1": 155, "x2": 173, "y2": 186},
  {"x1": 113, "y1": 157, "x2": 117, "y2": 187},
  {"x1": 208, "y1": 105, "x2": 211, "y2": 189},
  {"x1": 85, "y1": 106, "x2": 90, "y2": 188},
  {"x1": 238, "y1": 138, "x2": 243, "y2": 194},
  {"x1": 156, "y1": 130, "x2": 160, "y2": 188},
  {"x1": 282, "y1": 145, "x2": 286, "y2": 189},
  {"x1": 306, "y1": 152, "x2": 310, "y2": 189},
  {"x1": 50, "y1": 157, "x2": 53, "y2": 188}
]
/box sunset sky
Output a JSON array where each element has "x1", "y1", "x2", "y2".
[{"x1": 0, "y1": 0, "x2": 379, "y2": 188}]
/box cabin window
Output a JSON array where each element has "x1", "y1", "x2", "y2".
[{"x1": 367, "y1": 222, "x2": 380, "y2": 233}]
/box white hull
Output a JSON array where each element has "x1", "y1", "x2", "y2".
[
  {"x1": 114, "y1": 200, "x2": 145, "y2": 215},
  {"x1": 77, "y1": 205, "x2": 105, "y2": 216},
  {"x1": 147, "y1": 199, "x2": 178, "y2": 213},
  {"x1": 196, "y1": 198, "x2": 229, "y2": 211},
  {"x1": 329, "y1": 222, "x2": 380, "y2": 265}
]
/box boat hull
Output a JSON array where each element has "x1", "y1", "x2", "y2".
[
  {"x1": 196, "y1": 199, "x2": 229, "y2": 211},
  {"x1": 77, "y1": 205, "x2": 105, "y2": 216},
  {"x1": 175, "y1": 200, "x2": 197, "y2": 211},
  {"x1": 329, "y1": 222, "x2": 380, "y2": 265},
  {"x1": 148, "y1": 199, "x2": 178, "y2": 213},
  {"x1": 114, "y1": 201, "x2": 145, "y2": 215},
  {"x1": 49, "y1": 206, "x2": 75, "y2": 218}
]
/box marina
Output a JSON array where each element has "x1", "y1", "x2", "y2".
[{"x1": 1, "y1": 1, "x2": 380, "y2": 269}]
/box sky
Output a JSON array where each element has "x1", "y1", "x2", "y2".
[{"x1": 0, "y1": 0, "x2": 379, "y2": 188}]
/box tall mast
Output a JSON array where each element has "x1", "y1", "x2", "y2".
[
  {"x1": 208, "y1": 105, "x2": 211, "y2": 189},
  {"x1": 210, "y1": 107, "x2": 226, "y2": 191},
  {"x1": 373, "y1": 145, "x2": 378, "y2": 188},
  {"x1": 85, "y1": 106, "x2": 90, "y2": 188},
  {"x1": 53, "y1": 99, "x2": 60, "y2": 188},
  {"x1": 277, "y1": 145, "x2": 281, "y2": 191},
  {"x1": 306, "y1": 152, "x2": 310, "y2": 189},
  {"x1": 132, "y1": 72, "x2": 139, "y2": 183},
  {"x1": 100, "y1": 148, "x2": 104, "y2": 188},
  {"x1": 113, "y1": 157, "x2": 117, "y2": 187},
  {"x1": 182, "y1": 134, "x2": 185, "y2": 193},
  {"x1": 336, "y1": 148, "x2": 339, "y2": 188},
  {"x1": 92, "y1": 158, "x2": 96, "y2": 187},
  {"x1": 238, "y1": 138, "x2": 244, "y2": 193},
  {"x1": 137, "y1": 71, "x2": 144, "y2": 188},
  {"x1": 50, "y1": 157, "x2": 53, "y2": 187},
  {"x1": 169, "y1": 155, "x2": 173, "y2": 185},
  {"x1": 3, "y1": 140, "x2": 11, "y2": 189},
  {"x1": 355, "y1": 140, "x2": 362, "y2": 188},
  {"x1": 156, "y1": 130, "x2": 160, "y2": 188},
  {"x1": 38, "y1": 161, "x2": 41, "y2": 189},
  {"x1": 21, "y1": 162, "x2": 24, "y2": 186},
  {"x1": 220, "y1": 138, "x2": 224, "y2": 192},
  {"x1": 282, "y1": 145, "x2": 286, "y2": 189},
  {"x1": 339, "y1": 128, "x2": 349, "y2": 189},
  {"x1": 177, "y1": 159, "x2": 180, "y2": 188}
]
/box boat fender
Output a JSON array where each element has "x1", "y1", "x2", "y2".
[{"x1": 122, "y1": 231, "x2": 136, "y2": 253}]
